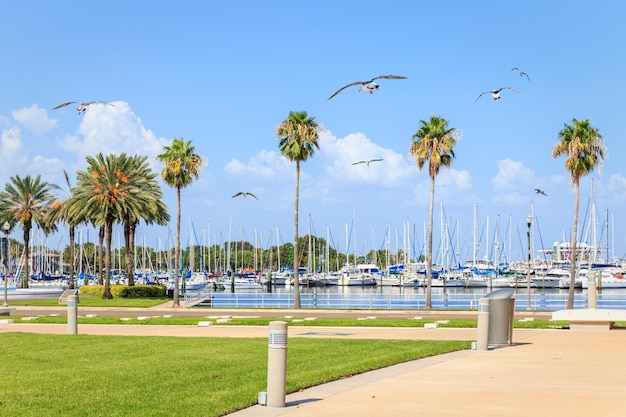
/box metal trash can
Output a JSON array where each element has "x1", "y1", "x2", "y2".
[{"x1": 485, "y1": 288, "x2": 515, "y2": 346}]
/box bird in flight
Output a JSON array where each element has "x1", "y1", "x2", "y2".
[
  {"x1": 534, "y1": 188, "x2": 547, "y2": 196},
  {"x1": 52, "y1": 100, "x2": 115, "y2": 114},
  {"x1": 352, "y1": 159, "x2": 383, "y2": 166},
  {"x1": 511, "y1": 67, "x2": 531, "y2": 81},
  {"x1": 328, "y1": 75, "x2": 407, "y2": 100},
  {"x1": 475, "y1": 87, "x2": 518, "y2": 102},
  {"x1": 231, "y1": 192, "x2": 258, "y2": 200}
]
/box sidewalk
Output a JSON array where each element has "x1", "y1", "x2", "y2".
[{"x1": 2, "y1": 314, "x2": 625, "y2": 416}]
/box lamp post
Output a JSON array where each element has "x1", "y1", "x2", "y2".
[
  {"x1": 526, "y1": 214, "x2": 533, "y2": 310},
  {"x1": 2, "y1": 221, "x2": 10, "y2": 307}
]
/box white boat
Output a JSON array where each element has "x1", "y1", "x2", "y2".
[
  {"x1": 339, "y1": 263, "x2": 378, "y2": 286},
  {"x1": 217, "y1": 275, "x2": 263, "y2": 290},
  {"x1": 400, "y1": 275, "x2": 421, "y2": 287},
  {"x1": 532, "y1": 276, "x2": 560, "y2": 289},
  {"x1": 487, "y1": 276, "x2": 515, "y2": 288},
  {"x1": 377, "y1": 275, "x2": 400, "y2": 286},
  {"x1": 583, "y1": 268, "x2": 626, "y2": 289}
]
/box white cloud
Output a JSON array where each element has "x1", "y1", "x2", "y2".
[
  {"x1": 320, "y1": 130, "x2": 414, "y2": 187},
  {"x1": 12, "y1": 105, "x2": 57, "y2": 137},
  {"x1": 224, "y1": 149, "x2": 292, "y2": 181},
  {"x1": 491, "y1": 159, "x2": 534, "y2": 191},
  {"x1": 0, "y1": 127, "x2": 28, "y2": 175},
  {"x1": 607, "y1": 173, "x2": 626, "y2": 200},
  {"x1": 57, "y1": 101, "x2": 168, "y2": 172}
]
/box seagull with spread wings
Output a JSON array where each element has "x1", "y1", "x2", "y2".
[
  {"x1": 328, "y1": 75, "x2": 407, "y2": 100},
  {"x1": 534, "y1": 188, "x2": 547, "y2": 196},
  {"x1": 511, "y1": 67, "x2": 531, "y2": 81},
  {"x1": 52, "y1": 100, "x2": 115, "y2": 114},
  {"x1": 352, "y1": 158, "x2": 383, "y2": 166},
  {"x1": 475, "y1": 87, "x2": 518, "y2": 102},
  {"x1": 231, "y1": 192, "x2": 258, "y2": 200}
]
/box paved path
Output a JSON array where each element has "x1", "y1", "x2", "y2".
[{"x1": 2, "y1": 306, "x2": 625, "y2": 416}]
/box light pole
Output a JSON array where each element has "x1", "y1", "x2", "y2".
[
  {"x1": 526, "y1": 214, "x2": 533, "y2": 310},
  {"x1": 2, "y1": 221, "x2": 10, "y2": 307}
]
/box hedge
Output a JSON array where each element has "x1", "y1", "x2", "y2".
[{"x1": 79, "y1": 284, "x2": 167, "y2": 298}]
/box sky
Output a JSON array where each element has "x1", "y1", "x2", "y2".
[{"x1": 1, "y1": 1, "x2": 625, "y2": 266}]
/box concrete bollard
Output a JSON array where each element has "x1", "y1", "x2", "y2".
[
  {"x1": 67, "y1": 294, "x2": 77, "y2": 335},
  {"x1": 588, "y1": 271, "x2": 597, "y2": 309},
  {"x1": 266, "y1": 321, "x2": 288, "y2": 407},
  {"x1": 476, "y1": 297, "x2": 490, "y2": 350}
]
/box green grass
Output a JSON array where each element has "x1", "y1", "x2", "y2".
[
  {"x1": 12, "y1": 296, "x2": 169, "y2": 308},
  {"x1": 0, "y1": 333, "x2": 469, "y2": 417},
  {"x1": 11, "y1": 313, "x2": 572, "y2": 329}
]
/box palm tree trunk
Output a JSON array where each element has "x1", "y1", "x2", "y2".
[
  {"x1": 425, "y1": 175, "x2": 435, "y2": 310},
  {"x1": 69, "y1": 226, "x2": 75, "y2": 289},
  {"x1": 567, "y1": 179, "x2": 580, "y2": 309},
  {"x1": 173, "y1": 186, "x2": 182, "y2": 307},
  {"x1": 98, "y1": 226, "x2": 105, "y2": 285},
  {"x1": 124, "y1": 218, "x2": 133, "y2": 286},
  {"x1": 293, "y1": 161, "x2": 301, "y2": 309},
  {"x1": 22, "y1": 227, "x2": 30, "y2": 289},
  {"x1": 102, "y1": 221, "x2": 113, "y2": 299},
  {"x1": 128, "y1": 222, "x2": 136, "y2": 286}
]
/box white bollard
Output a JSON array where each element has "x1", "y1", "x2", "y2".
[
  {"x1": 588, "y1": 271, "x2": 597, "y2": 309},
  {"x1": 67, "y1": 294, "x2": 77, "y2": 335},
  {"x1": 476, "y1": 297, "x2": 490, "y2": 351},
  {"x1": 266, "y1": 321, "x2": 288, "y2": 407}
]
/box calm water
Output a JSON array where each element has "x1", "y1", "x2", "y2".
[{"x1": 193, "y1": 284, "x2": 626, "y2": 311}]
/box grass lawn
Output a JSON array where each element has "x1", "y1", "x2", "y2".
[{"x1": 0, "y1": 333, "x2": 469, "y2": 417}]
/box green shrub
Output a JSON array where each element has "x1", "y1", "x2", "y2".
[
  {"x1": 79, "y1": 284, "x2": 166, "y2": 298},
  {"x1": 118, "y1": 285, "x2": 166, "y2": 298}
]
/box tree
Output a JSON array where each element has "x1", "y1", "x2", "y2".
[
  {"x1": 71, "y1": 153, "x2": 157, "y2": 298},
  {"x1": 157, "y1": 138, "x2": 205, "y2": 307},
  {"x1": 276, "y1": 111, "x2": 320, "y2": 309},
  {"x1": 409, "y1": 115, "x2": 458, "y2": 310},
  {"x1": 552, "y1": 118, "x2": 605, "y2": 309},
  {"x1": 119, "y1": 155, "x2": 170, "y2": 286},
  {"x1": 45, "y1": 171, "x2": 78, "y2": 289},
  {"x1": 0, "y1": 174, "x2": 57, "y2": 288}
]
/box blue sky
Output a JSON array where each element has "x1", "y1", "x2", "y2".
[{"x1": 1, "y1": 1, "x2": 625, "y2": 265}]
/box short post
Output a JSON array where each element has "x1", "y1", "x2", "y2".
[
  {"x1": 266, "y1": 321, "x2": 288, "y2": 407},
  {"x1": 588, "y1": 270, "x2": 597, "y2": 309},
  {"x1": 67, "y1": 294, "x2": 78, "y2": 335},
  {"x1": 476, "y1": 297, "x2": 490, "y2": 351}
]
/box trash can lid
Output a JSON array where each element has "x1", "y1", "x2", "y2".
[{"x1": 484, "y1": 288, "x2": 515, "y2": 299}]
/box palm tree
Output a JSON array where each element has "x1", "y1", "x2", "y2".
[
  {"x1": 552, "y1": 118, "x2": 606, "y2": 309},
  {"x1": 118, "y1": 154, "x2": 169, "y2": 286},
  {"x1": 0, "y1": 174, "x2": 57, "y2": 289},
  {"x1": 71, "y1": 153, "x2": 153, "y2": 298},
  {"x1": 45, "y1": 171, "x2": 79, "y2": 289},
  {"x1": 157, "y1": 138, "x2": 205, "y2": 307},
  {"x1": 409, "y1": 115, "x2": 458, "y2": 310},
  {"x1": 276, "y1": 111, "x2": 320, "y2": 309}
]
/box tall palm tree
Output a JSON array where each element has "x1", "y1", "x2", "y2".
[
  {"x1": 71, "y1": 153, "x2": 150, "y2": 298},
  {"x1": 119, "y1": 154, "x2": 170, "y2": 286},
  {"x1": 276, "y1": 111, "x2": 320, "y2": 309},
  {"x1": 0, "y1": 174, "x2": 57, "y2": 289},
  {"x1": 45, "y1": 171, "x2": 79, "y2": 289},
  {"x1": 157, "y1": 138, "x2": 204, "y2": 307},
  {"x1": 409, "y1": 115, "x2": 458, "y2": 310},
  {"x1": 552, "y1": 118, "x2": 605, "y2": 309}
]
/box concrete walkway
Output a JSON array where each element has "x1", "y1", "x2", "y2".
[{"x1": 2, "y1": 310, "x2": 625, "y2": 416}]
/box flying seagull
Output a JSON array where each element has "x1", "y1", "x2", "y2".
[
  {"x1": 534, "y1": 188, "x2": 547, "y2": 196},
  {"x1": 352, "y1": 159, "x2": 383, "y2": 166},
  {"x1": 328, "y1": 75, "x2": 407, "y2": 100},
  {"x1": 52, "y1": 100, "x2": 115, "y2": 114},
  {"x1": 475, "y1": 87, "x2": 518, "y2": 102},
  {"x1": 511, "y1": 67, "x2": 531, "y2": 81},
  {"x1": 231, "y1": 192, "x2": 258, "y2": 200}
]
